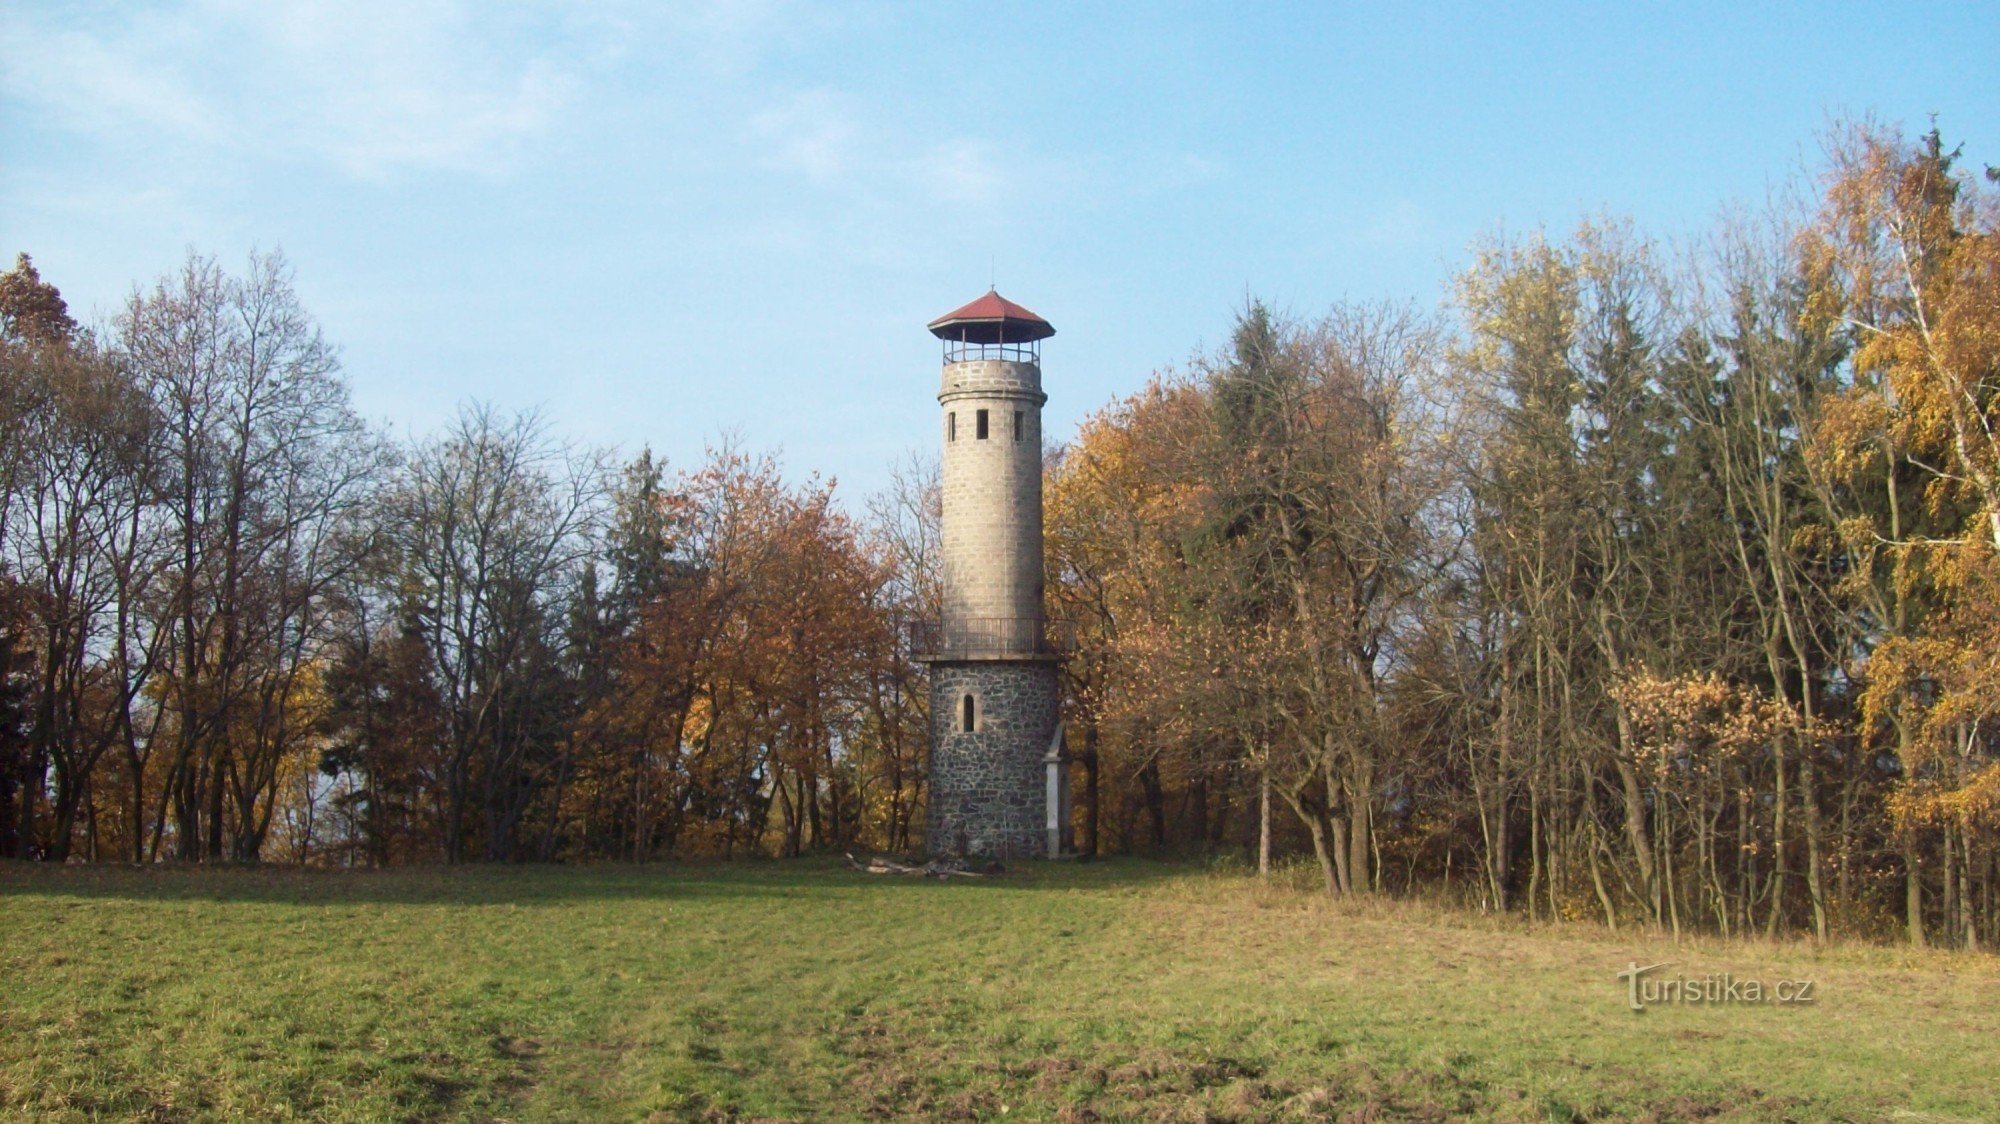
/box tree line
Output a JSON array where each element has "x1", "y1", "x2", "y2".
[
  {"x1": 4, "y1": 121, "x2": 1996, "y2": 947},
  {"x1": 1049, "y1": 121, "x2": 2000, "y2": 948},
  {"x1": 0, "y1": 251, "x2": 934, "y2": 866}
]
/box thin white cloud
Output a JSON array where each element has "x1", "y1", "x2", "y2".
[
  {"x1": 752, "y1": 89, "x2": 863, "y2": 184},
  {"x1": 1362, "y1": 199, "x2": 1438, "y2": 247},
  {"x1": 6, "y1": 0, "x2": 1056, "y2": 208},
  {"x1": 242, "y1": 0, "x2": 581, "y2": 178},
  {"x1": 746, "y1": 87, "x2": 1020, "y2": 211},
  {"x1": 3, "y1": 0, "x2": 1096, "y2": 275},
  {"x1": 652, "y1": 0, "x2": 837, "y2": 76},
  {"x1": 914, "y1": 138, "x2": 1004, "y2": 207},
  {"x1": 2, "y1": 0, "x2": 585, "y2": 179},
  {"x1": 1, "y1": 15, "x2": 220, "y2": 141}
]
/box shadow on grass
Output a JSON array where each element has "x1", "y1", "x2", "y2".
[{"x1": 0, "y1": 853, "x2": 1198, "y2": 907}]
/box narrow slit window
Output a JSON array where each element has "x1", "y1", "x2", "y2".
[
  {"x1": 976, "y1": 409, "x2": 989, "y2": 440},
  {"x1": 1013, "y1": 410, "x2": 1023, "y2": 442},
  {"x1": 948, "y1": 412, "x2": 956, "y2": 442},
  {"x1": 961, "y1": 694, "x2": 976, "y2": 732}
]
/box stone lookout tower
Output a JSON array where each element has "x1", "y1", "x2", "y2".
[{"x1": 917, "y1": 290, "x2": 1068, "y2": 860}]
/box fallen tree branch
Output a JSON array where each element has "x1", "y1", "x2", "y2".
[{"x1": 843, "y1": 853, "x2": 999, "y2": 879}]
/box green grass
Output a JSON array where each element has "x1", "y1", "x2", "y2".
[{"x1": 2, "y1": 858, "x2": 1995, "y2": 1122}]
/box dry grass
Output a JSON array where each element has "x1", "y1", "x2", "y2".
[{"x1": 2, "y1": 857, "x2": 1995, "y2": 1121}]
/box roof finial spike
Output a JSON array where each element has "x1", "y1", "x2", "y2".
[{"x1": 989, "y1": 253, "x2": 995, "y2": 292}]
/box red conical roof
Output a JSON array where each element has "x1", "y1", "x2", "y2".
[{"x1": 927, "y1": 289, "x2": 1055, "y2": 344}]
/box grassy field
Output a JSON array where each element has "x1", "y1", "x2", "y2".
[{"x1": 2, "y1": 858, "x2": 1995, "y2": 1122}]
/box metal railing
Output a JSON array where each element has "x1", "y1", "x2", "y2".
[
  {"x1": 942, "y1": 339, "x2": 1041, "y2": 364},
  {"x1": 909, "y1": 617, "x2": 1073, "y2": 658}
]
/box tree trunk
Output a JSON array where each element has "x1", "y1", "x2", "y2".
[
  {"x1": 1764, "y1": 738, "x2": 1789, "y2": 938},
  {"x1": 1139, "y1": 758, "x2": 1166, "y2": 849},
  {"x1": 1258, "y1": 767, "x2": 1270, "y2": 878},
  {"x1": 1905, "y1": 835, "x2": 1925, "y2": 948},
  {"x1": 1082, "y1": 722, "x2": 1100, "y2": 858},
  {"x1": 1346, "y1": 759, "x2": 1372, "y2": 895}
]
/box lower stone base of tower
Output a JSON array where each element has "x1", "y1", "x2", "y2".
[{"x1": 926, "y1": 660, "x2": 1059, "y2": 860}]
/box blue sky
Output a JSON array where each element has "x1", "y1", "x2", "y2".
[{"x1": 4, "y1": 1, "x2": 1996, "y2": 501}]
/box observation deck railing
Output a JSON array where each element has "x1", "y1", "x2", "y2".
[
  {"x1": 908, "y1": 617, "x2": 1073, "y2": 659},
  {"x1": 941, "y1": 339, "x2": 1041, "y2": 364}
]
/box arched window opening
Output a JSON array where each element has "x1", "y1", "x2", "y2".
[
  {"x1": 976, "y1": 409, "x2": 990, "y2": 440},
  {"x1": 1013, "y1": 410, "x2": 1023, "y2": 441},
  {"x1": 961, "y1": 693, "x2": 976, "y2": 732}
]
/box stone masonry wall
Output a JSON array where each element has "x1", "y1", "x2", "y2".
[{"x1": 927, "y1": 660, "x2": 1059, "y2": 859}]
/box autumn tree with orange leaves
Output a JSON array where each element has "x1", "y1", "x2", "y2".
[{"x1": 1808, "y1": 122, "x2": 2000, "y2": 948}]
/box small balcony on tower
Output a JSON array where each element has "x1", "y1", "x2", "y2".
[
  {"x1": 928, "y1": 289, "x2": 1056, "y2": 364},
  {"x1": 908, "y1": 617, "x2": 1074, "y2": 661}
]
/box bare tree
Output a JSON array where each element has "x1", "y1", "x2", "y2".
[
  {"x1": 384, "y1": 403, "x2": 606, "y2": 861},
  {"x1": 4, "y1": 333, "x2": 164, "y2": 859},
  {"x1": 119, "y1": 250, "x2": 373, "y2": 861}
]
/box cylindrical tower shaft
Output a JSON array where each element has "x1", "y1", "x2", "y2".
[{"x1": 938, "y1": 358, "x2": 1045, "y2": 640}]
